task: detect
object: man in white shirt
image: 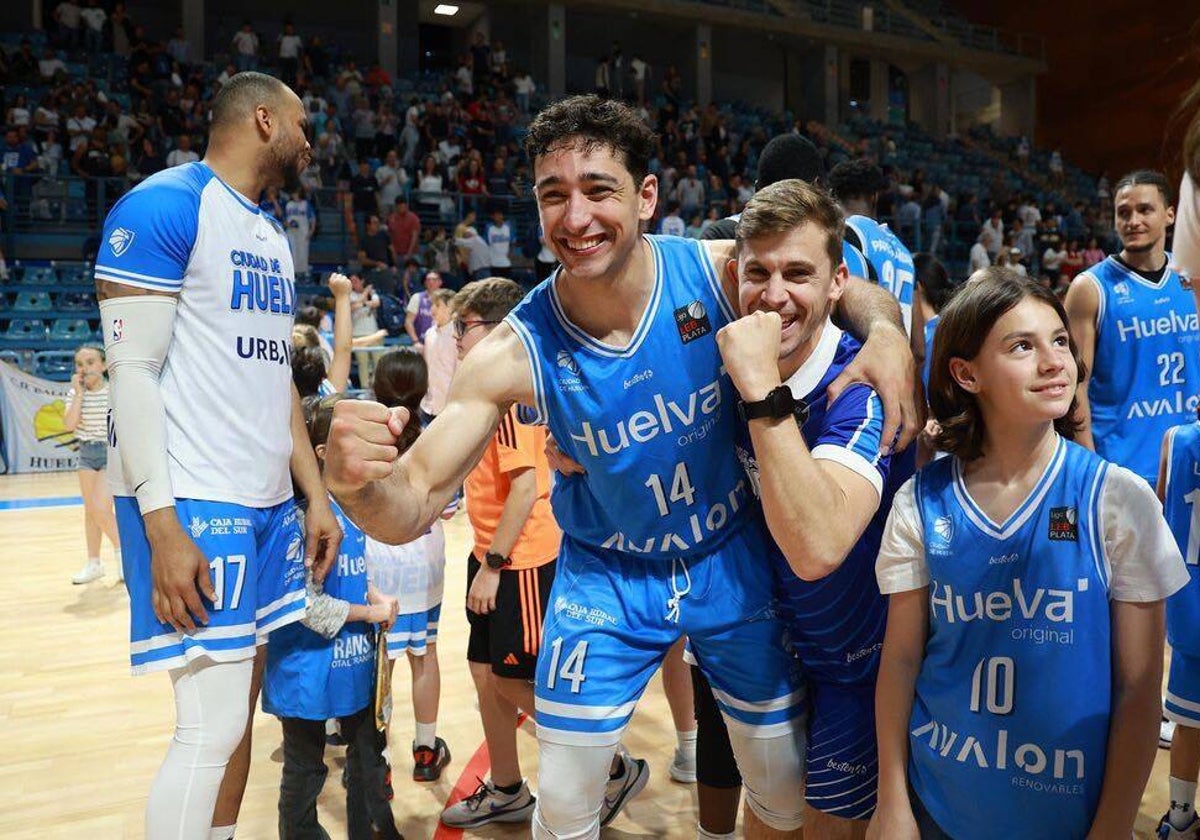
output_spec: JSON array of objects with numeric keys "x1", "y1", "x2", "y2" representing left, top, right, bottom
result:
[
  {"x1": 166, "y1": 135, "x2": 199, "y2": 168},
  {"x1": 67, "y1": 104, "x2": 97, "y2": 152},
  {"x1": 39, "y1": 48, "x2": 67, "y2": 82},
  {"x1": 658, "y1": 202, "x2": 686, "y2": 237},
  {"x1": 80, "y1": 0, "x2": 106, "y2": 53},
  {"x1": 514, "y1": 72, "x2": 536, "y2": 115},
  {"x1": 674, "y1": 165, "x2": 705, "y2": 220},
  {"x1": 277, "y1": 23, "x2": 303, "y2": 84},
  {"x1": 1017, "y1": 194, "x2": 1042, "y2": 229},
  {"x1": 54, "y1": 1, "x2": 83, "y2": 49},
  {"x1": 419, "y1": 289, "x2": 458, "y2": 424},
  {"x1": 455, "y1": 225, "x2": 492, "y2": 282},
  {"x1": 980, "y1": 209, "x2": 1004, "y2": 259},
  {"x1": 375, "y1": 150, "x2": 405, "y2": 210},
  {"x1": 232, "y1": 22, "x2": 259, "y2": 72},
  {"x1": 968, "y1": 232, "x2": 991, "y2": 275},
  {"x1": 485, "y1": 208, "x2": 513, "y2": 278},
  {"x1": 630, "y1": 54, "x2": 649, "y2": 104}
]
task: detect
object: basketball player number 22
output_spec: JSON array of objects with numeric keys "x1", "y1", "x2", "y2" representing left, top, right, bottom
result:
[
  {"x1": 645, "y1": 462, "x2": 696, "y2": 516},
  {"x1": 208, "y1": 554, "x2": 247, "y2": 611}
]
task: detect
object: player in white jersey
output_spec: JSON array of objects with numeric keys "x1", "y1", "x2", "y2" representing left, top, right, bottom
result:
[{"x1": 97, "y1": 72, "x2": 341, "y2": 839}]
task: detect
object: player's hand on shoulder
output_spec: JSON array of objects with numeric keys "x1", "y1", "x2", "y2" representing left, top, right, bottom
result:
[
  {"x1": 324, "y1": 399, "x2": 409, "y2": 496},
  {"x1": 716, "y1": 310, "x2": 783, "y2": 401},
  {"x1": 145, "y1": 511, "x2": 216, "y2": 634},
  {"x1": 327, "y1": 272, "x2": 352, "y2": 299}
]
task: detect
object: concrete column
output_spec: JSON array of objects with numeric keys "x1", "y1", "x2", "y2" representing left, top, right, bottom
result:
[
  {"x1": 869, "y1": 58, "x2": 888, "y2": 122},
  {"x1": 999, "y1": 76, "x2": 1036, "y2": 139},
  {"x1": 547, "y1": 4, "x2": 566, "y2": 100},
  {"x1": 396, "y1": 0, "x2": 419, "y2": 75},
  {"x1": 933, "y1": 62, "x2": 950, "y2": 138},
  {"x1": 696, "y1": 24, "x2": 712, "y2": 107},
  {"x1": 32, "y1": 0, "x2": 42, "y2": 29},
  {"x1": 378, "y1": 0, "x2": 397, "y2": 79},
  {"x1": 182, "y1": 0, "x2": 204, "y2": 64},
  {"x1": 835, "y1": 46, "x2": 850, "y2": 124}
]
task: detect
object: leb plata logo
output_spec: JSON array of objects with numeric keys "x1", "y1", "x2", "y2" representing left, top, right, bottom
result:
[
  {"x1": 1048, "y1": 506, "x2": 1078, "y2": 541},
  {"x1": 675, "y1": 300, "x2": 711, "y2": 344}
]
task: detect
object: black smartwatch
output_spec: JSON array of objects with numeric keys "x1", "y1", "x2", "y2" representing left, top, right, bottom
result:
[
  {"x1": 737, "y1": 385, "x2": 809, "y2": 424},
  {"x1": 484, "y1": 551, "x2": 513, "y2": 571}
]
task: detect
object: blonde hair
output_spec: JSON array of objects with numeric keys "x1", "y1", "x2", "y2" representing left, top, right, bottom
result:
[{"x1": 735, "y1": 178, "x2": 844, "y2": 269}]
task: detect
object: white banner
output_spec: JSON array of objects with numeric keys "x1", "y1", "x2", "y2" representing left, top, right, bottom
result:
[{"x1": 0, "y1": 361, "x2": 79, "y2": 473}]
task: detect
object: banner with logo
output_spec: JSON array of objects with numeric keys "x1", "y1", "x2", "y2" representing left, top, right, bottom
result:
[{"x1": 0, "y1": 361, "x2": 79, "y2": 473}]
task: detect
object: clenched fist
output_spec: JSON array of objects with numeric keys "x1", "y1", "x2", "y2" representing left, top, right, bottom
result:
[
  {"x1": 716, "y1": 310, "x2": 784, "y2": 402},
  {"x1": 323, "y1": 399, "x2": 411, "y2": 498},
  {"x1": 327, "y1": 272, "x2": 352, "y2": 299}
]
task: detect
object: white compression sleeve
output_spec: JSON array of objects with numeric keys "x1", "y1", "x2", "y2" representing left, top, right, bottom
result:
[{"x1": 100, "y1": 295, "x2": 178, "y2": 514}]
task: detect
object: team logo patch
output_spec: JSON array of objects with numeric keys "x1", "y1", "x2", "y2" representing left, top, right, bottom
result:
[
  {"x1": 108, "y1": 227, "x2": 135, "y2": 257},
  {"x1": 1048, "y1": 506, "x2": 1078, "y2": 541},
  {"x1": 556, "y1": 349, "x2": 580, "y2": 376},
  {"x1": 675, "y1": 300, "x2": 711, "y2": 344}
]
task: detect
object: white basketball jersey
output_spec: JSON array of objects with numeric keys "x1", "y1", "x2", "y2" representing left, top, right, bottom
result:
[
  {"x1": 96, "y1": 162, "x2": 296, "y2": 506},
  {"x1": 364, "y1": 524, "x2": 447, "y2": 615}
]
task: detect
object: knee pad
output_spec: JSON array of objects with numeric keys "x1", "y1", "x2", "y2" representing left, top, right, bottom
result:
[
  {"x1": 727, "y1": 724, "x2": 806, "y2": 832},
  {"x1": 531, "y1": 740, "x2": 614, "y2": 840},
  {"x1": 170, "y1": 658, "x2": 253, "y2": 763}
]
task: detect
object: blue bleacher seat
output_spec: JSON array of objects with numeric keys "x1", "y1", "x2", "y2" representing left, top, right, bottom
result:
[
  {"x1": 56, "y1": 291, "x2": 97, "y2": 312},
  {"x1": 4, "y1": 319, "x2": 49, "y2": 343},
  {"x1": 33, "y1": 350, "x2": 75, "y2": 380},
  {"x1": 49, "y1": 318, "x2": 94, "y2": 342},
  {"x1": 0, "y1": 349, "x2": 25, "y2": 370},
  {"x1": 57, "y1": 264, "x2": 92, "y2": 285},
  {"x1": 13, "y1": 291, "x2": 52, "y2": 312},
  {"x1": 21, "y1": 267, "x2": 57, "y2": 286}
]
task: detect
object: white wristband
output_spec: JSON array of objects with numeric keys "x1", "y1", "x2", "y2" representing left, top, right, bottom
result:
[{"x1": 100, "y1": 294, "x2": 179, "y2": 514}]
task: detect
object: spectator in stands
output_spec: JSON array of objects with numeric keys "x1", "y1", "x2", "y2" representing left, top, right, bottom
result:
[
  {"x1": 259, "y1": 185, "x2": 284, "y2": 223},
  {"x1": 1041, "y1": 234, "x2": 1066, "y2": 280},
  {"x1": 80, "y1": 0, "x2": 105, "y2": 53},
  {"x1": 304, "y1": 34, "x2": 330, "y2": 81},
  {"x1": 416, "y1": 155, "x2": 449, "y2": 219},
  {"x1": 458, "y1": 157, "x2": 487, "y2": 213},
  {"x1": 1037, "y1": 216, "x2": 1064, "y2": 266},
  {"x1": 166, "y1": 135, "x2": 198, "y2": 168},
  {"x1": 72, "y1": 128, "x2": 113, "y2": 178},
  {"x1": 424, "y1": 228, "x2": 453, "y2": 276},
  {"x1": 514, "y1": 68, "x2": 535, "y2": 116},
  {"x1": 33, "y1": 95, "x2": 62, "y2": 142},
  {"x1": 1017, "y1": 193, "x2": 1041, "y2": 229},
  {"x1": 350, "y1": 158, "x2": 380, "y2": 238},
  {"x1": 350, "y1": 97, "x2": 376, "y2": 159},
  {"x1": 54, "y1": 0, "x2": 83, "y2": 49},
  {"x1": 38, "y1": 47, "x2": 67, "y2": 83},
  {"x1": 1060, "y1": 239, "x2": 1085, "y2": 280},
  {"x1": 455, "y1": 215, "x2": 491, "y2": 282},
  {"x1": 1049, "y1": 149, "x2": 1065, "y2": 184},
  {"x1": 358, "y1": 214, "x2": 395, "y2": 273},
  {"x1": 350, "y1": 274, "x2": 382, "y2": 387},
  {"x1": 375, "y1": 150, "x2": 406, "y2": 210},
  {"x1": 278, "y1": 22, "x2": 303, "y2": 85},
  {"x1": 125, "y1": 134, "x2": 159, "y2": 181},
  {"x1": 284, "y1": 186, "x2": 317, "y2": 276},
  {"x1": 630, "y1": 53, "x2": 649, "y2": 104},
  {"x1": 969, "y1": 231, "x2": 991, "y2": 274},
  {"x1": 2, "y1": 128, "x2": 39, "y2": 176},
  {"x1": 166, "y1": 25, "x2": 190, "y2": 67},
  {"x1": 485, "y1": 209, "x2": 513, "y2": 279},
  {"x1": 1016, "y1": 134, "x2": 1030, "y2": 167},
  {"x1": 675, "y1": 164, "x2": 705, "y2": 220},
  {"x1": 469, "y1": 31, "x2": 491, "y2": 85},
  {"x1": 387, "y1": 197, "x2": 422, "y2": 263},
  {"x1": 6, "y1": 93, "x2": 31, "y2": 129},
  {"x1": 981, "y1": 207, "x2": 1005, "y2": 259},
  {"x1": 232, "y1": 20, "x2": 259, "y2": 72},
  {"x1": 1065, "y1": 200, "x2": 1086, "y2": 241},
  {"x1": 35, "y1": 129, "x2": 63, "y2": 174},
  {"x1": 455, "y1": 56, "x2": 473, "y2": 98},
  {"x1": 405, "y1": 270, "x2": 444, "y2": 347},
  {"x1": 375, "y1": 101, "x2": 398, "y2": 158},
  {"x1": 659, "y1": 201, "x2": 686, "y2": 237},
  {"x1": 103, "y1": 2, "x2": 133, "y2": 58},
  {"x1": 896, "y1": 189, "x2": 922, "y2": 250},
  {"x1": 66, "y1": 102, "x2": 96, "y2": 153},
  {"x1": 1083, "y1": 236, "x2": 1105, "y2": 268},
  {"x1": 922, "y1": 186, "x2": 946, "y2": 256},
  {"x1": 9, "y1": 41, "x2": 38, "y2": 84}
]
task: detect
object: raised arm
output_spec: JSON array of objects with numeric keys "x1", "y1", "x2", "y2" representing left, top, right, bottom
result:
[
  {"x1": 326, "y1": 273, "x2": 353, "y2": 392},
  {"x1": 324, "y1": 322, "x2": 532, "y2": 543},
  {"x1": 1063, "y1": 275, "x2": 1099, "y2": 450}
]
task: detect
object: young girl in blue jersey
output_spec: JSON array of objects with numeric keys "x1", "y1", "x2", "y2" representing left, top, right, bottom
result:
[
  {"x1": 368, "y1": 349, "x2": 454, "y2": 782},
  {"x1": 63, "y1": 344, "x2": 122, "y2": 584},
  {"x1": 871, "y1": 268, "x2": 1187, "y2": 840},
  {"x1": 264, "y1": 393, "x2": 402, "y2": 840}
]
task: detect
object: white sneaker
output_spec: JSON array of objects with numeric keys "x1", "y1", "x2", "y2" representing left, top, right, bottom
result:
[
  {"x1": 601, "y1": 747, "x2": 650, "y2": 827},
  {"x1": 669, "y1": 746, "x2": 697, "y2": 783},
  {"x1": 1163, "y1": 717, "x2": 1177, "y2": 749},
  {"x1": 72, "y1": 559, "x2": 105, "y2": 584},
  {"x1": 1158, "y1": 812, "x2": 1200, "y2": 839},
  {"x1": 440, "y1": 778, "x2": 535, "y2": 828}
]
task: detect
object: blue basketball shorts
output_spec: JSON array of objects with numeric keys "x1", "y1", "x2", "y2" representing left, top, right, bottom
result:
[
  {"x1": 116, "y1": 496, "x2": 307, "y2": 675},
  {"x1": 386, "y1": 604, "x2": 441, "y2": 658},
  {"x1": 804, "y1": 681, "x2": 878, "y2": 819},
  {"x1": 1166, "y1": 648, "x2": 1200, "y2": 729},
  {"x1": 534, "y1": 523, "x2": 805, "y2": 747}
]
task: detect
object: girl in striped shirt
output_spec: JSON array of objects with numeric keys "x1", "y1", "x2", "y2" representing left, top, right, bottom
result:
[{"x1": 64, "y1": 344, "x2": 121, "y2": 584}]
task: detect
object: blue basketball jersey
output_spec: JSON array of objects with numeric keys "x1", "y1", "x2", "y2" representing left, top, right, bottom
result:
[
  {"x1": 736, "y1": 325, "x2": 910, "y2": 685},
  {"x1": 921, "y1": 313, "x2": 940, "y2": 397},
  {"x1": 1163, "y1": 422, "x2": 1200, "y2": 656},
  {"x1": 506, "y1": 235, "x2": 751, "y2": 559},
  {"x1": 263, "y1": 500, "x2": 376, "y2": 720},
  {"x1": 910, "y1": 437, "x2": 1112, "y2": 838},
  {"x1": 842, "y1": 215, "x2": 915, "y2": 336},
  {"x1": 1084, "y1": 255, "x2": 1200, "y2": 484}
]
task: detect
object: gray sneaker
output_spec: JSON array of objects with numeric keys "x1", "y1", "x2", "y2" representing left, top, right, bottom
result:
[
  {"x1": 600, "y1": 747, "x2": 650, "y2": 827},
  {"x1": 440, "y1": 778, "x2": 535, "y2": 828}
]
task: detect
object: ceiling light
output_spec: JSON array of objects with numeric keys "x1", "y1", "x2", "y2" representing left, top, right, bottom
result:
[{"x1": 434, "y1": 4, "x2": 459, "y2": 14}]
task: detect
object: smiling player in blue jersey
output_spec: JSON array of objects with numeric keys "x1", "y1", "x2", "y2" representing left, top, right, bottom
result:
[
  {"x1": 873, "y1": 268, "x2": 1187, "y2": 839},
  {"x1": 715, "y1": 179, "x2": 914, "y2": 838},
  {"x1": 1065, "y1": 169, "x2": 1200, "y2": 487},
  {"x1": 324, "y1": 95, "x2": 916, "y2": 839}
]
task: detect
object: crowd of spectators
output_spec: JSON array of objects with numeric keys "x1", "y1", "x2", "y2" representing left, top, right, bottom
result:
[{"x1": 0, "y1": 5, "x2": 1125, "y2": 300}]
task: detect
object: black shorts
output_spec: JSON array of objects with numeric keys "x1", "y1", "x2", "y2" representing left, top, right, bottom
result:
[{"x1": 465, "y1": 554, "x2": 556, "y2": 680}]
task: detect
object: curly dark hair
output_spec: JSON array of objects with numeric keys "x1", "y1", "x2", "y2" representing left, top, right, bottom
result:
[
  {"x1": 291, "y1": 345, "x2": 326, "y2": 398},
  {"x1": 525, "y1": 94, "x2": 656, "y2": 184},
  {"x1": 371, "y1": 349, "x2": 428, "y2": 454},
  {"x1": 828, "y1": 158, "x2": 888, "y2": 203},
  {"x1": 929, "y1": 267, "x2": 1084, "y2": 461}
]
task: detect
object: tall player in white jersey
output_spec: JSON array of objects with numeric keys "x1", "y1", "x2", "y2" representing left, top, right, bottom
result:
[
  {"x1": 324, "y1": 96, "x2": 916, "y2": 839},
  {"x1": 1064, "y1": 169, "x2": 1200, "y2": 487},
  {"x1": 97, "y1": 72, "x2": 341, "y2": 839}
]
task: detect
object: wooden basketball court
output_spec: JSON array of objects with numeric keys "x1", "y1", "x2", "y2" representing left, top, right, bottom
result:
[{"x1": 0, "y1": 471, "x2": 1175, "y2": 838}]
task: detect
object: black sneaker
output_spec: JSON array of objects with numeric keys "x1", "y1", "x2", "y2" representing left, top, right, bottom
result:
[{"x1": 413, "y1": 736, "x2": 451, "y2": 782}]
